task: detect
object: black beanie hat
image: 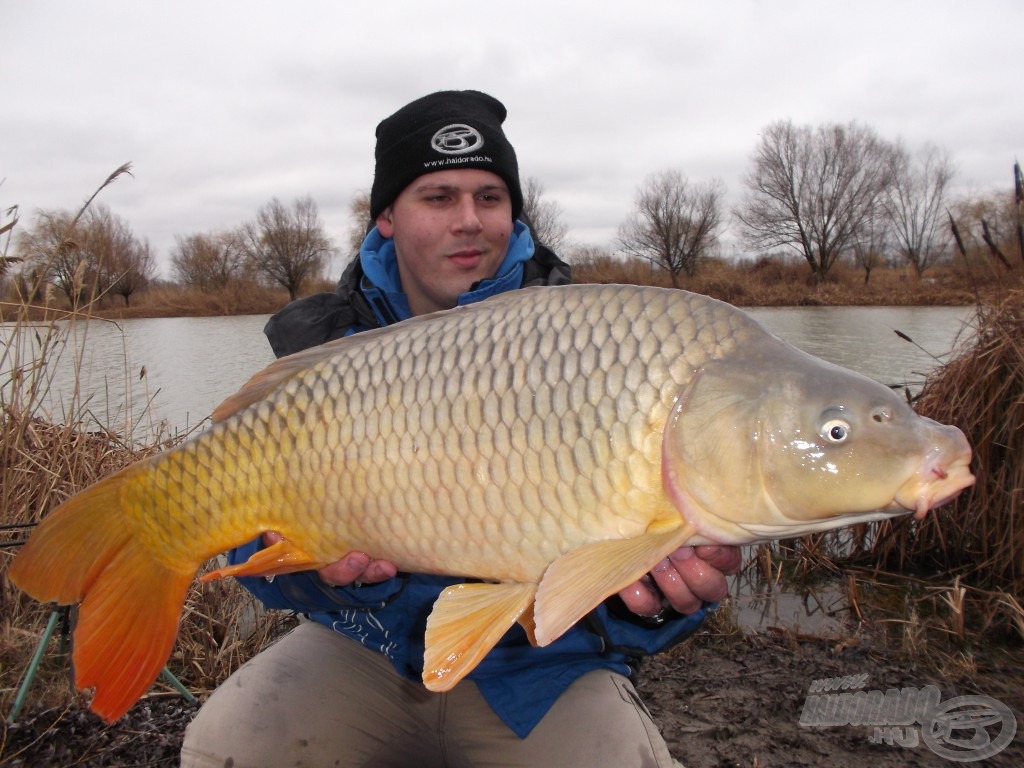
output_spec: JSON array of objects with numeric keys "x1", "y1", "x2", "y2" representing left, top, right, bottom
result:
[{"x1": 369, "y1": 90, "x2": 523, "y2": 221}]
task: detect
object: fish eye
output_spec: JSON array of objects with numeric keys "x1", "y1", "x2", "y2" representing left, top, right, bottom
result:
[{"x1": 822, "y1": 419, "x2": 850, "y2": 443}]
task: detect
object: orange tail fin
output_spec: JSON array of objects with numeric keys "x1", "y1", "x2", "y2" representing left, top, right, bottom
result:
[{"x1": 9, "y1": 470, "x2": 195, "y2": 723}]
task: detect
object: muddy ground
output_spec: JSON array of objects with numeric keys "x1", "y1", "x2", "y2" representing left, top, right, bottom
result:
[
  {"x1": 1, "y1": 629, "x2": 1021, "y2": 767},
  {"x1": 638, "y1": 629, "x2": 1022, "y2": 768}
]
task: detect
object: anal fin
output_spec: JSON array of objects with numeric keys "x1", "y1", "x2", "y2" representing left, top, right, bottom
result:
[
  {"x1": 200, "y1": 538, "x2": 327, "y2": 581},
  {"x1": 423, "y1": 581, "x2": 536, "y2": 692}
]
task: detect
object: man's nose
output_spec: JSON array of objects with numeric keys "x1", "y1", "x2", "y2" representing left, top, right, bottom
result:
[{"x1": 451, "y1": 195, "x2": 484, "y2": 233}]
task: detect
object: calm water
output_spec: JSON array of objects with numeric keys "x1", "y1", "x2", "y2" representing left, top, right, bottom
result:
[
  {"x1": 2, "y1": 305, "x2": 973, "y2": 438},
  {"x1": 747, "y1": 305, "x2": 975, "y2": 390},
  {"x1": 1, "y1": 315, "x2": 274, "y2": 439}
]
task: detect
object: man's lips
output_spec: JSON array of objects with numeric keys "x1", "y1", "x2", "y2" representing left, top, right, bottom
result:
[{"x1": 447, "y1": 249, "x2": 484, "y2": 267}]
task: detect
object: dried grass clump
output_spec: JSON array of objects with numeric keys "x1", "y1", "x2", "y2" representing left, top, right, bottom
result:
[
  {"x1": 173, "y1": 570, "x2": 297, "y2": 698},
  {"x1": 0, "y1": 312, "x2": 294, "y2": 717},
  {"x1": 904, "y1": 294, "x2": 1022, "y2": 579},
  {"x1": 748, "y1": 291, "x2": 1023, "y2": 646},
  {"x1": 568, "y1": 252, "x2": 989, "y2": 307},
  {"x1": 571, "y1": 253, "x2": 673, "y2": 287},
  {"x1": 99, "y1": 280, "x2": 291, "y2": 319},
  {"x1": 860, "y1": 291, "x2": 1024, "y2": 638},
  {"x1": 1, "y1": 324, "x2": 150, "y2": 712},
  {"x1": 1, "y1": 167, "x2": 293, "y2": 719}
]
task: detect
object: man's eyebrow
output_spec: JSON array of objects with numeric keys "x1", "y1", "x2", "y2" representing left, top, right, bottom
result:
[{"x1": 412, "y1": 182, "x2": 508, "y2": 194}]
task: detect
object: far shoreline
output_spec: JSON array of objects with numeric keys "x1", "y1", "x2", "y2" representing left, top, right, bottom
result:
[{"x1": 5, "y1": 265, "x2": 1008, "y2": 324}]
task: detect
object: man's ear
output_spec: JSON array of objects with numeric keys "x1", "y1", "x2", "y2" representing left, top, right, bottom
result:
[{"x1": 376, "y1": 208, "x2": 394, "y2": 238}]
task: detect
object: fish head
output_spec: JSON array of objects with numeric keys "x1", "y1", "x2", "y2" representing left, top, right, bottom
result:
[{"x1": 662, "y1": 341, "x2": 975, "y2": 544}]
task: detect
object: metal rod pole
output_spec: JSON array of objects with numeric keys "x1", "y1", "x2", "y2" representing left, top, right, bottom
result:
[
  {"x1": 159, "y1": 667, "x2": 198, "y2": 704},
  {"x1": 7, "y1": 609, "x2": 61, "y2": 723}
]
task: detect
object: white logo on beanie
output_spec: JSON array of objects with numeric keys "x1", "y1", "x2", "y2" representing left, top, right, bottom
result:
[{"x1": 431, "y1": 124, "x2": 484, "y2": 155}]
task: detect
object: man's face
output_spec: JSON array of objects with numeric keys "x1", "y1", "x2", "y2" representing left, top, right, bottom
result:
[{"x1": 376, "y1": 168, "x2": 513, "y2": 316}]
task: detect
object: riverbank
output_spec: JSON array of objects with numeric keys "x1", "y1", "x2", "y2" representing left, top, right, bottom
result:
[
  {"x1": 1, "y1": 269, "x2": 1020, "y2": 766},
  {"x1": 5, "y1": 259, "x2": 1015, "y2": 324}
]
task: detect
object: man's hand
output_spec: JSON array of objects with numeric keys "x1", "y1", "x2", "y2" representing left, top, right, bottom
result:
[
  {"x1": 260, "y1": 533, "x2": 739, "y2": 606},
  {"x1": 261, "y1": 532, "x2": 398, "y2": 587},
  {"x1": 617, "y1": 545, "x2": 743, "y2": 618}
]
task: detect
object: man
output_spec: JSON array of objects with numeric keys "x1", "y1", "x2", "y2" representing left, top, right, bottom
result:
[{"x1": 181, "y1": 90, "x2": 742, "y2": 768}]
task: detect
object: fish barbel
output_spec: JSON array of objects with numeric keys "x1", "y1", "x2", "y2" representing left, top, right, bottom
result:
[{"x1": 10, "y1": 284, "x2": 974, "y2": 722}]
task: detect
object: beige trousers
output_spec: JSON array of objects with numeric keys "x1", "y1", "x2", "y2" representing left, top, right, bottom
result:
[{"x1": 180, "y1": 621, "x2": 681, "y2": 768}]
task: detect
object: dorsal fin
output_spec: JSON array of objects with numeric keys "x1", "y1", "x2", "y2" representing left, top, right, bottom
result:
[
  {"x1": 211, "y1": 299, "x2": 493, "y2": 423},
  {"x1": 211, "y1": 337, "x2": 350, "y2": 422}
]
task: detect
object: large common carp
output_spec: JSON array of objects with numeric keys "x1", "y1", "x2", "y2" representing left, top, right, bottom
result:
[{"x1": 10, "y1": 285, "x2": 973, "y2": 722}]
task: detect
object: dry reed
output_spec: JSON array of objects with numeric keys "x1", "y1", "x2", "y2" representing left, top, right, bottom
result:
[
  {"x1": 867, "y1": 291, "x2": 1024, "y2": 638},
  {"x1": 0, "y1": 169, "x2": 291, "y2": 718},
  {"x1": 906, "y1": 292, "x2": 1023, "y2": 591},
  {"x1": 570, "y1": 251, "x2": 1002, "y2": 307},
  {"x1": 762, "y1": 290, "x2": 1024, "y2": 645}
]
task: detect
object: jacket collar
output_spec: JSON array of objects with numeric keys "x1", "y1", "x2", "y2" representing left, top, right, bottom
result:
[{"x1": 358, "y1": 221, "x2": 535, "y2": 326}]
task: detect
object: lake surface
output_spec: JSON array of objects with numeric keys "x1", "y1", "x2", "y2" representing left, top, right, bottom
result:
[{"x1": 2, "y1": 304, "x2": 974, "y2": 438}]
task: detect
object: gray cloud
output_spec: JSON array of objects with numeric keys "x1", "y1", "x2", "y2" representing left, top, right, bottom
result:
[{"x1": 3, "y1": 1, "x2": 1021, "y2": 277}]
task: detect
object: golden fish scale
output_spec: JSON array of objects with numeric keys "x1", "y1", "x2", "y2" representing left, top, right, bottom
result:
[{"x1": 123, "y1": 286, "x2": 756, "y2": 580}]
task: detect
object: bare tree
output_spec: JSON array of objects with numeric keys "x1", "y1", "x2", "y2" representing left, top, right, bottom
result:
[
  {"x1": 521, "y1": 177, "x2": 569, "y2": 252},
  {"x1": 16, "y1": 203, "x2": 148, "y2": 307},
  {"x1": 0, "y1": 202, "x2": 20, "y2": 299},
  {"x1": 106, "y1": 237, "x2": 156, "y2": 307},
  {"x1": 947, "y1": 189, "x2": 1020, "y2": 271},
  {"x1": 849, "y1": 207, "x2": 890, "y2": 286},
  {"x1": 1, "y1": 203, "x2": 20, "y2": 272},
  {"x1": 12, "y1": 164, "x2": 136, "y2": 305},
  {"x1": 344, "y1": 191, "x2": 372, "y2": 258},
  {"x1": 172, "y1": 232, "x2": 247, "y2": 290},
  {"x1": 735, "y1": 120, "x2": 895, "y2": 281},
  {"x1": 86, "y1": 205, "x2": 154, "y2": 306},
  {"x1": 882, "y1": 143, "x2": 955, "y2": 276},
  {"x1": 1016, "y1": 161, "x2": 1024, "y2": 267},
  {"x1": 567, "y1": 243, "x2": 614, "y2": 265},
  {"x1": 237, "y1": 196, "x2": 335, "y2": 300},
  {"x1": 617, "y1": 170, "x2": 724, "y2": 286},
  {"x1": 17, "y1": 209, "x2": 82, "y2": 303}
]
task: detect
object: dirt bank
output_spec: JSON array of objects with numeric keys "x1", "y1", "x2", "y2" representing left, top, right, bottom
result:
[
  {"x1": 2, "y1": 628, "x2": 1020, "y2": 767},
  {"x1": 639, "y1": 629, "x2": 1022, "y2": 768}
]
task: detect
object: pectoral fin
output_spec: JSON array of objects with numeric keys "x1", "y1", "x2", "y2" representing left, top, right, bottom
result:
[
  {"x1": 201, "y1": 538, "x2": 328, "y2": 581},
  {"x1": 533, "y1": 520, "x2": 696, "y2": 646},
  {"x1": 423, "y1": 581, "x2": 536, "y2": 692}
]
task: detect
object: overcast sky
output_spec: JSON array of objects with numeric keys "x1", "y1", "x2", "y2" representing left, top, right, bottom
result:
[{"x1": 4, "y1": 1, "x2": 1021, "y2": 278}]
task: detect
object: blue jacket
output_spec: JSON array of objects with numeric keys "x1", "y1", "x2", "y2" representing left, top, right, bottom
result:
[{"x1": 234, "y1": 223, "x2": 710, "y2": 737}]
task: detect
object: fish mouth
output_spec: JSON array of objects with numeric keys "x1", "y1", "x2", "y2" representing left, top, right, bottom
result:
[{"x1": 894, "y1": 450, "x2": 975, "y2": 521}]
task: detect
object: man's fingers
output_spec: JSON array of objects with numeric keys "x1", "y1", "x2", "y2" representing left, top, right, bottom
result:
[
  {"x1": 666, "y1": 547, "x2": 729, "y2": 605},
  {"x1": 652, "y1": 555, "x2": 702, "y2": 614},
  {"x1": 361, "y1": 559, "x2": 398, "y2": 584},
  {"x1": 617, "y1": 577, "x2": 664, "y2": 617},
  {"x1": 318, "y1": 552, "x2": 372, "y2": 587},
  {"x1": 693, "y1": 544, "x2": 743, "y2": 575}
]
